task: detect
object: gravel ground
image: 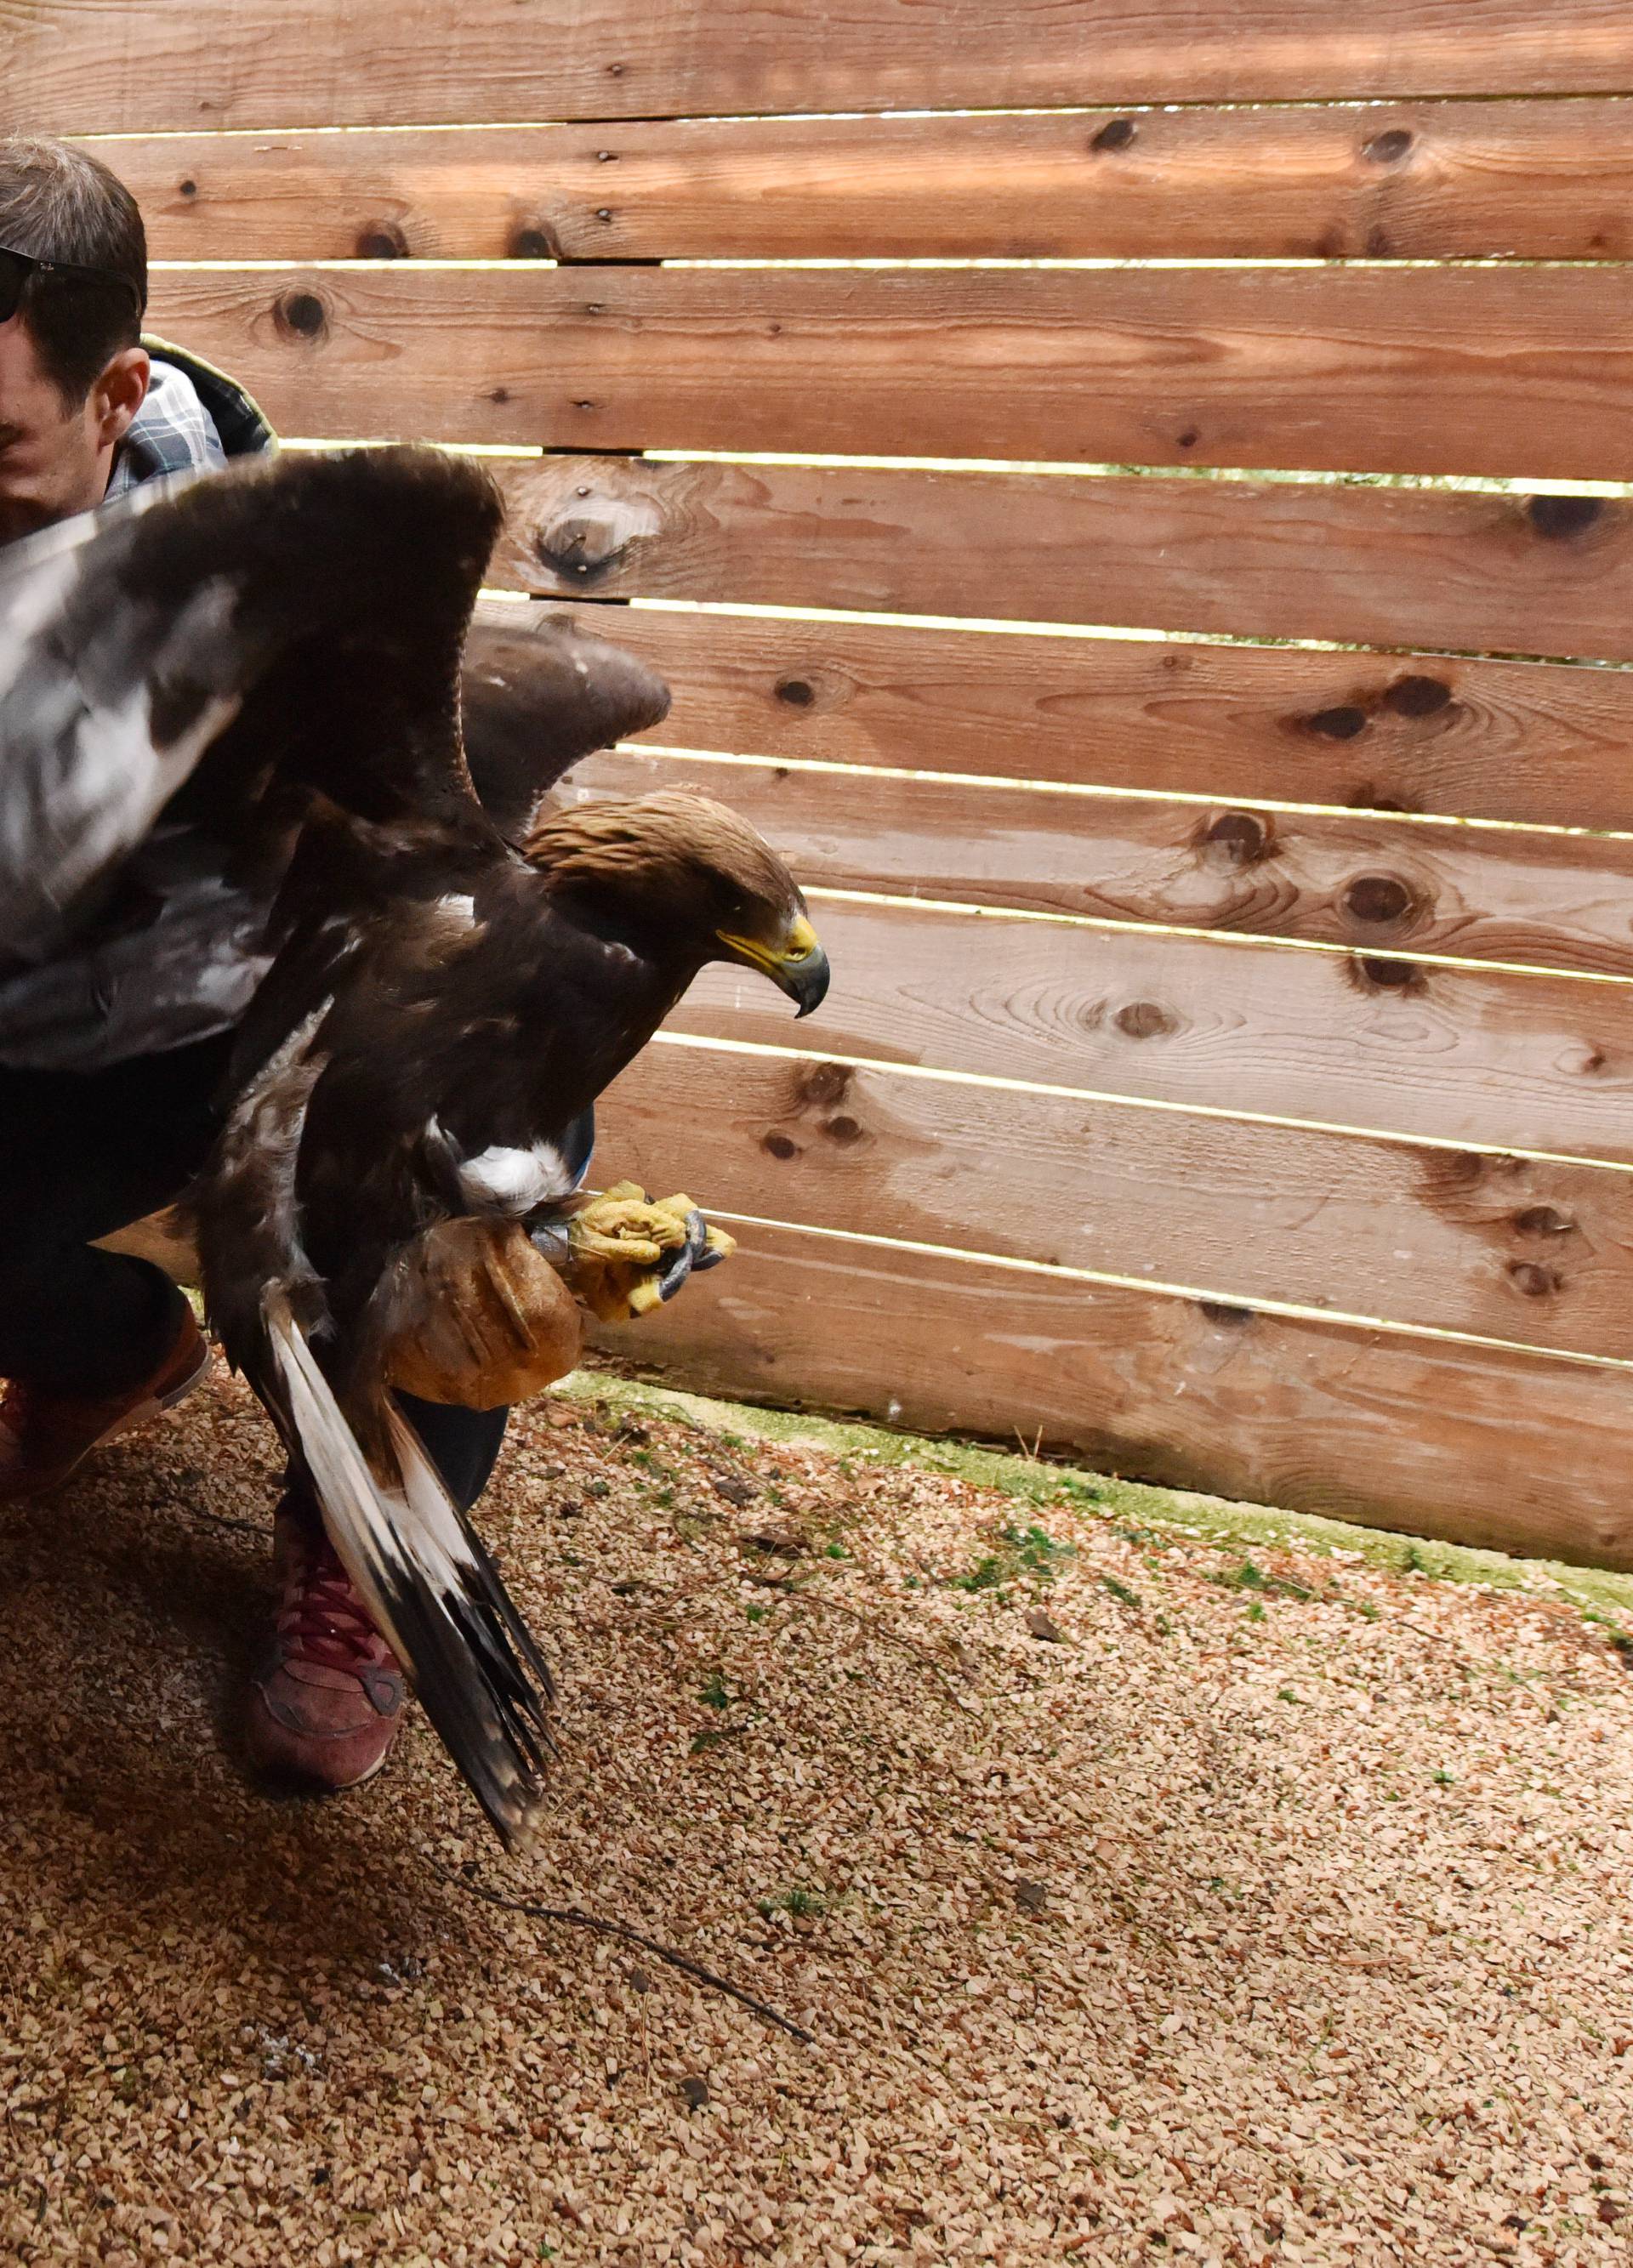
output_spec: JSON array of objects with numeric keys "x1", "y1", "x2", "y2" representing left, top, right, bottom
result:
[{"x1": 3, "y1": 1367, "x2": 1633, "y2": 2268}]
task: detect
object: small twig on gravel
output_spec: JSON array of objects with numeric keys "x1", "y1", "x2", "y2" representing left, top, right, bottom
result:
[
  {"x1": 169, "y1": 1503, "x2": 267, "y2": 1540},
  {"x1": 750, "y1": 1573, "x2": 978, "y2": 1708},
  {"x1": 432, "y1": 1864, "x2": 815, "y2": 2045},
  {"x1": 1394, "y1": 1617, "x2": 1464, "y2": 1653}
]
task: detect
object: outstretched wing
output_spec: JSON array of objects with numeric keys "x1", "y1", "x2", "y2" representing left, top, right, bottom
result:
[
  {"x1": 461, "y1": 600, "x2": 671, "y2": 843},
  {"x1": 0, "y1": 444, "x2": 503, "y2": 964}
]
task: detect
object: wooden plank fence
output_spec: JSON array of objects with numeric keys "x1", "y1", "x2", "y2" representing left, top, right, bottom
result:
[
  {"x1": 92, "y1": 105, "x2": 1633, "y2": 264},
  {"x1": 486, "y1": 457, "x2": 1633, "y2": 665},
  {"x1": 16, "y1": 0, "x2": 1633, "y2": 1564},
  {"x1": 6, "y1": 4, "x2": 1632, "y2": 133},
  {"x1": 571, "y1": 744, "x2": 1633, "y2": 984},
  {"x1": 525, "y1": 602, "x2": 1633, "y2": 827},
  {"x1": 144, "y1": 262, "x2": 1633, "y2": 480}
]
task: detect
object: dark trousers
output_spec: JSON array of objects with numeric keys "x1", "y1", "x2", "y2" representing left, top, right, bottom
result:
[{"x1": 0, "y1": 1036, "x2": 507, "y2": 1513}]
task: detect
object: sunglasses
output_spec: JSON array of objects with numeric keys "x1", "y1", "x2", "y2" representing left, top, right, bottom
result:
[{"x1": 0, "y1": 243, "x2": 144, "y2": 327}]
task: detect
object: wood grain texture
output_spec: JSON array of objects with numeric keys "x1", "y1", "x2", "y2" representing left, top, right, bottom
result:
[
  {"x1": 104, "y1": 100, "x2": 1633, "y2": 262},
  {"x1": 595, "y1": 1039, "x2": 1633, "y2": 1361},
  {"x1": 566, "y1": 743, "x2": 1633, "y2": 982},
  {"x1": 501, "y1": 460, "x2": 1633, "y2": 662},
  {"x1": 620, "y1": 894, "x2": 1633, "y2": 1164},
  {"x1": 12, "y1": 4, "x2": 1633, "y2": 134},
  {"x1": 542, "y1": 602, "x2": 1633, "y2": 829},
  {"x1": 590, "y1": 1221, "x2": 1633, "y2": 1571},
  {"x1": 145, "y1": 263, "x2": 1633, "y2": 481}
]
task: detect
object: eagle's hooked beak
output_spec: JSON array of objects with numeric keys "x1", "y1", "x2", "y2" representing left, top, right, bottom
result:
[{"x1": 716, "y1": 912, "x2": 831, "y2": 1018}]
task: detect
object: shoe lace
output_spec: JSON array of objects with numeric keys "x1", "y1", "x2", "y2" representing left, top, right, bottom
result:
[{"x1": 282, "y1": 1538, "x2": 385, "y2": 1674}]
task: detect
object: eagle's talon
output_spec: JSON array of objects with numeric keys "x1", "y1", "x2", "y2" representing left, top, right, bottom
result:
[{"x1": 655, "y1": 1239, "x2": 697, "y2": 1304}]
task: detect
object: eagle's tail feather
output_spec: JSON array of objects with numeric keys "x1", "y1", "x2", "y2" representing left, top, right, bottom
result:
[{"x1": 264, "y1": 1291, "x2": 553, "y2": 1850}]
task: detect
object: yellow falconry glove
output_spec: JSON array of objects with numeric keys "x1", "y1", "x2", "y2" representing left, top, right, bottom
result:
[{"x1": 567, "y1": 1181, "x2": 737, "y2": 1322}]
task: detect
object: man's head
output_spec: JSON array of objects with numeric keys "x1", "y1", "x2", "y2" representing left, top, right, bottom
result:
[{"x1": 0, "y1": 137, "x2": 149, "y2": 544}]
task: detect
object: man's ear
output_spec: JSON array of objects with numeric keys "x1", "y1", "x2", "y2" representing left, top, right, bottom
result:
[{"x1": 91, "y1": 345, "x2": 151, "y2": 451}]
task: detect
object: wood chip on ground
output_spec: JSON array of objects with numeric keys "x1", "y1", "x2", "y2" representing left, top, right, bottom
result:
[{"x1": 2, "y1": 1367, "x2": 1631, "y2": 2266}]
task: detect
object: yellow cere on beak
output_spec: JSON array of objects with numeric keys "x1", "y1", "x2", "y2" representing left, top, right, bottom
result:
[{"x1": 716, "y1": 913, "x2": 831, "y2": 1018}]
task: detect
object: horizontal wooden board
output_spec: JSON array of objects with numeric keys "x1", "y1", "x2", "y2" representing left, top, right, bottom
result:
[
  {"x1": 501, "y1": 460, "x2": 1633, "y2": 663},
  {"x1": 566, "y1": 744, "x2": 1633, "y2": 982},
  {"x1": 595, "y1": 1038, "x2": 1633, "y2": 1361},
  {"x1": 104, "y1": 100, "x2": 1633, "y2": 262},
  {"x1": 13, "y1": 4, "x2": 1633, "y2": 134},
  {"x1": 613, "y1": 894, "x2": 1633, "y2": 1163},
  {"x1": 541, "y1": 601, "x2": 1633, "y2": 830},
  {"x1": 145, "y1": 263, "x2": 1633, "y2": 480},
  {"x1": 590, "y1": 1220, "x2": 1633, "y2": 1570}
]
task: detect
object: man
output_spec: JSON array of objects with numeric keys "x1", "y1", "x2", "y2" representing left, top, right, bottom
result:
[{"x1": 0, "y1": 138, "x2": 540, "y2": 1794}]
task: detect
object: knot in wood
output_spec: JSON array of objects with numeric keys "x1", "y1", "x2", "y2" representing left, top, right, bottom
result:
[
  {"x1": 1363, "y1": 128, "x2": 1414, "y2": 164},
  {"x1": 1507, "y1": 1259, "x2": 1560, "y2": 1299},
  {"x1": 1198, "y1": 809, "x2": 1270, "y2": 867},
  {"x1": 356, "y1": 221, "x2": 408, "y2": 259},
  {"x1": 1384, "y1": 674, "x2": 1453, "y2": 719},
  {"x1": 1527, "y1": 494, "x2": 1603, "y2": 541},
  {"x1": 1425, "y1": 1148, "x2": 1488, "y2": 1195},
  {"x1": 275, "y1": 288, "x2": 329, "y2": 341},
  {"x1": 799, "y1": 1061, "x2": 851, "y2": 1108},
  {"x1": 1515, "y1": 1204, "x2": 1574, "y2": 1238},
  {"x1": 1307, "y1": 705, "x2": 1368, "y2": 742},
  {"x1": 1343, "y1": 873, "x2": 1414, "y2": 925},
  {"x1": 534, "y1": 515, "x2": 625, "y2": 583},
  {"x1": 1354, "y1": 955, "x2": 1422, "y2": 993},
  {"x1": 1114, "y1": 1000, "x2": 1177, "y2": 1041},
  {"x1": 1198, "y1": 1300, "x2": 1254, "y2": 1327}
]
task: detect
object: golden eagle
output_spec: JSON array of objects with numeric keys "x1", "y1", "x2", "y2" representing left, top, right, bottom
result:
[{"x1": 0, "y1": 446, "x2": 828, "y2": 1846}]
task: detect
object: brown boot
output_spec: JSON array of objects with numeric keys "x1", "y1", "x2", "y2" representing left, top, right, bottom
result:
[
  {"x1": 0, "y1": 1310, "x2": 211, "y2": 1502},
  {"x1": 246, "y1": 1509, "x2": 406, "y2": 1792}
]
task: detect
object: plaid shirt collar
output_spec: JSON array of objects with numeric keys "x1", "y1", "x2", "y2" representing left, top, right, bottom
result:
[{"x1": 107, "y1": 338, "x2": 275, "y2": 500}]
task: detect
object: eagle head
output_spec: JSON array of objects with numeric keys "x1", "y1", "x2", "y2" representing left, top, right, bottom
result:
[{"x1": 521, "y1": 789, "x2": 830, "y2": 1016}]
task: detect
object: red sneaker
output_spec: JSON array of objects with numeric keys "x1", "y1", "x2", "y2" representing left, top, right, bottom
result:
[
  {"x1": 0, "y1": 1309, "x2": 211, "y2": 1503},
  {"x1": 246, "y1": 1510, "x2": 406, "y2": 1792}
]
